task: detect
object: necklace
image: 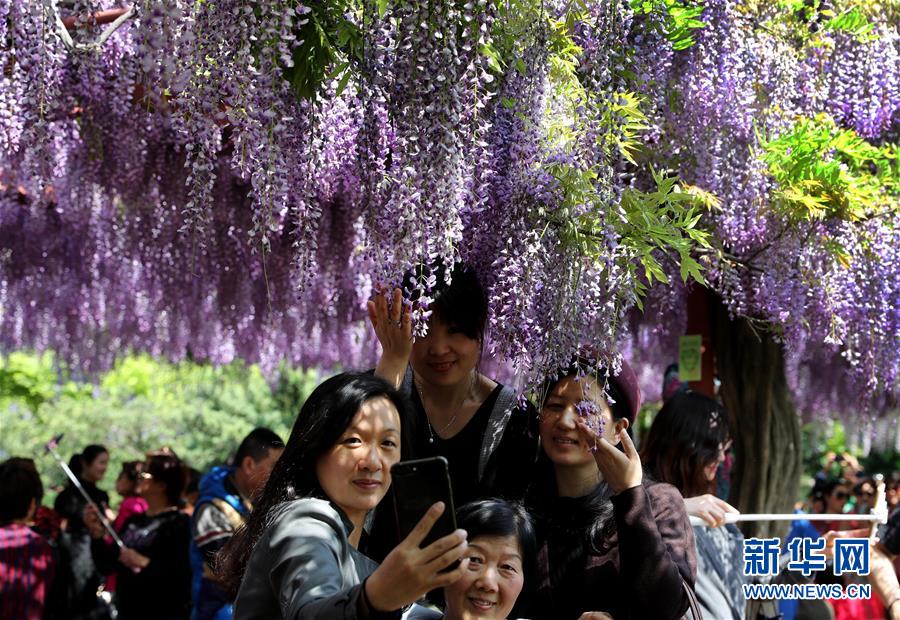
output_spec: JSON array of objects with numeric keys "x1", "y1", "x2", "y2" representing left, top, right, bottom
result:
[{"x1": 415, "y1": 372, "x2": 476, "y2": 444}]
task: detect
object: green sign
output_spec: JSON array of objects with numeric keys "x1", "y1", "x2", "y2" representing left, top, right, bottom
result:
[{"x1": 679, "y1": 335, "x2": 702, "y2": 382}]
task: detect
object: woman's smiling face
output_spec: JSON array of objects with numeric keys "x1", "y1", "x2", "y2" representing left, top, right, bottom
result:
[
  {"x1": 540, "y1": 376, "x2": 619, "y2": 467},
  {"x1": 409, "y1": 314, "x2": 481, "y2": 388},
  {"x1": 314, "y1": 396, "x2": 401, "y2": 524},
  {"x1": 443, "y1": 534, "x2": 525, "y2": 620}
]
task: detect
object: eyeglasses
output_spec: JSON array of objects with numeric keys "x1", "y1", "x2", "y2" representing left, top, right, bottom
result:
[{"x1": 834, "y1": 491, "x2": 849, "y2": 501}]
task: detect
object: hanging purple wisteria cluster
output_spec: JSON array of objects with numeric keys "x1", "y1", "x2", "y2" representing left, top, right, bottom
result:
[{"x1": 0, "y1": 0, "x2": 897, "y2": 416}]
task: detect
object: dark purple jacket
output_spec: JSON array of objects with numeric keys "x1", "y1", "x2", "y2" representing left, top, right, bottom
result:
[{"x1": 527, "y1": 477, "x2": 697, "y2": 620}]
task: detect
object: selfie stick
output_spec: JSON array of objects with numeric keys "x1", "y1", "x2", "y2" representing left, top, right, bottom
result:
[{"x1": 45, "y1": 434, "x2": 125, "y2": 548}]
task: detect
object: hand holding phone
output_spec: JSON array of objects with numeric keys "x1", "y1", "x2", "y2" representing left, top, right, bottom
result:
[
  {"x1": 391, "y1": 457, "x2": 457, "y2": 548},
  {"x1": 363, "y1": 501, "x2": 468, "y2": 613}
]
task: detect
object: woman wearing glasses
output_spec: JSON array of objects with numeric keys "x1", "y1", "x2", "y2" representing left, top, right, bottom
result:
[
  {"x1": 642, "y1": 391, "x2": 744, "y2": 620},
  {"x1": 85, "y1": 450, "x2": 192, "y2": 620}
]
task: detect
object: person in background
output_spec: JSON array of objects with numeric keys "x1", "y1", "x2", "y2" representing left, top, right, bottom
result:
[
  {"x1": 87, "y1": 449, "x2": 192, "y2": 620},
  {"x1": 105, "y1": 461, "x2": 148, "y2": 595},
  {"x1": 404, "y1": 499, "x2": 537, "y2": 620},
  {"x1": 524, "y1": 358, "x2": 696, "y2": 619},
  {"x1": 113, "y1": 461, "x2": 148, "y2": 531},
  {"x1": 813, "y1": 478, "x2": 852, "y2": 535},
  {"x1": 0, "y1": 457, "x2": 56, "y2": 620},
  {"x1": 641, "y1": 391, "x2": 746, "y2": 620},
  {"x1": 887, "y1": 473, "x2": 900, "y2": 516},
  {"x1": 870, "y1": 507, "x2": 900, "y2": 620},
  {"x1": 182, "y1": 468, "x2": 202, "y2": 516},
  {"x1": 852, "y1": 478, "x2": 876, "y2": 515},
  {"x1": 191, "y1": 428, "x2": 285, "y2": 620},
  {"x1": 54, "y1": 444, "x2": 112, "y2": 620}
]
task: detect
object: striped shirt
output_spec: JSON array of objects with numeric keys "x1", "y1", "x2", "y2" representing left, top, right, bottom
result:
[{"x1": 0, "y1": 523, "x2": 55, "y2": 620}]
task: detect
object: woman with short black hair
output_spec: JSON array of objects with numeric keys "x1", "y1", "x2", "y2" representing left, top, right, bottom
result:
[
  {"x1": 406, "y1": 498, "x2": 537, "y2": 620},
  {"x1": 369, "y1": 263, "x2": 538, "y2": 508}
]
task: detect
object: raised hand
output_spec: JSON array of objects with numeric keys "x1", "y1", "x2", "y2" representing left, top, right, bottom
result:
[
  {"x1": 367, "y1": 286, "x2": 412, "y2": 389},
  {"x1": 364, "y1": 502, "x2": 468, "y2": 612},
  {"x1": 683, "y1": 494, "x2": 739, "y2": 527},
  {"x1": 576, "y1": 422, "x2": 642, "y2": 495}
]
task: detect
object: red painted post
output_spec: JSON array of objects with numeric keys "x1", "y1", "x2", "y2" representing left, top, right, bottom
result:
[{"x1": 685, "y1": 285, "x2": 716, "y2": 397}]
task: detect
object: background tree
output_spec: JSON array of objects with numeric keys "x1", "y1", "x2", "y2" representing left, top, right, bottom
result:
[{"x1": 0, "y1": 352, "x2": 318, "y2": 504}]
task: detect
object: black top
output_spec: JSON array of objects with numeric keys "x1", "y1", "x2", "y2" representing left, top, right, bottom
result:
[
  {"x1": 525, "y1": 470, "x2": 697, "y2": 620},
  {"x1": 880, "y1": 507, "x2": 900, "y2": 555},
  {"x1": 405, "y1": 379, "x2": 538, "y2": 503},
  {"x1": 411, "y1": 384, "x2": 500, "y2": 507},
  {"x1": 365, "y1": 370, "x2": 538, "y2": 564},
  {"x1": 92, "y1": 510, "x2": 192, "y2": 620},
  {"x1": 53, "y1": 481, "x2": 110, "y2": 617},
  {"x1": 55, "y1": 481, "x2": 110, "y2": 533}
]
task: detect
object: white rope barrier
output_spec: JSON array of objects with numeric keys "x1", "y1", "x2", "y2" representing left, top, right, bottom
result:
[
  {"x1": 688, "y1": 475, "x2": 889, "y2": 531},
  {"x1": 688, "y1": 512, "x2": 886, "y2": 527}
]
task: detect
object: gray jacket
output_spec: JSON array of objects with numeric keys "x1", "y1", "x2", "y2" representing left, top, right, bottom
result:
[{"x1": 233, "y1": 498, "x2": 380, "y2": 620}]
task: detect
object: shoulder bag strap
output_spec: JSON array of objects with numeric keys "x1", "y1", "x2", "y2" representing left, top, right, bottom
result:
[{"x1": 682, "y1": 579, "x2": 703, "y2": 620}]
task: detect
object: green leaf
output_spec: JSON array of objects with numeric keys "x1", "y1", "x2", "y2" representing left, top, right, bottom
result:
[{"x1": 335, "y1": 66, "x2": 352, "y2": 96}]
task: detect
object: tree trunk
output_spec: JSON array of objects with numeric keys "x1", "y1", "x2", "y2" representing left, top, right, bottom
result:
[{"x1": 712, "y1": 296, "x2": 803, "y2": 539}]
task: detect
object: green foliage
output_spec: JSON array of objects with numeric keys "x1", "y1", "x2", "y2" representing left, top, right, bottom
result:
[
  {"x1": 798, "y1": 420, "x2": 898, "y2": 480},
  {"x1": 629, "y1": 0, "x2": 707, "y2": 51},
  {"x1": 765, "y1": 0, "x2": 878, "y2": 46},
  {"x1": 862, "y1": 450, "x2": 900, "y2": 476},
  {"x1": 282, "y1": 2, "x2": 362, "y2": 100},
  {"x1": 758, "y1": 113, "x2": 899, "y2": 232},
  {"x1": 0, "y1": 352, "x2": 319, "y2": 507},
  {"x1": 616, "y1": 169, "x2": 712, "y2": 303},
  {"x1": 0, "y1": 352, "x2": 60, "y2": 414},
  {"x1": 821, "y1": 7, "x2": 874, "y2": 39},
  {"x1": 487, "y1": 1, "x2": 715, "y2": 309},
  {"x1": 548, "y1": 164, "x2": 713, "y2": 310}
]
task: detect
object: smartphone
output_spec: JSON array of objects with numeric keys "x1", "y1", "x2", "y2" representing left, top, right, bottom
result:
[{"x1": 391, "y1": 456, "x2": 457, "y2": 550}]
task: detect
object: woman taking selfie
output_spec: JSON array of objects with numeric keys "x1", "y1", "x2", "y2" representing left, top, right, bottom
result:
[
  {"x1": 525, "y1": 359, "x2": 697, "y2": 619},
  {"x1": 218, "y1": 372, "x2": 470, "y2": 619},
  {"x1": 368, "y1": 263, "x2": 538, "y2": 506}
]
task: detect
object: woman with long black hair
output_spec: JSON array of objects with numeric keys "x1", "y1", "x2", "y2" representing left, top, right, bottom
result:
[
  {"x1": 642, "y1": 391, "x2": 746, "y2": 620},
  {"x1": 524, "y1": 359, "x2": 696, "y2": 619},
  {"x1": 218, "y1": 372, "x2": 470, "y2": 619}
]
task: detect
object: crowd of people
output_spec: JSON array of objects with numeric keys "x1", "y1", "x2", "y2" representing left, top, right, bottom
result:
[{"x1": 2, "y1": 263, "x2": 899, "y2": 620}]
